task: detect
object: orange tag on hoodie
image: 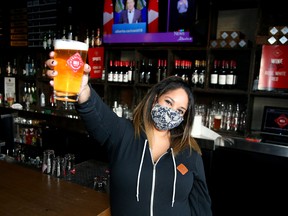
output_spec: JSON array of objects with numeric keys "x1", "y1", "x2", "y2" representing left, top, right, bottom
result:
[{"x1": 177, "y1": 163, "x2": 188, "y2": 175}]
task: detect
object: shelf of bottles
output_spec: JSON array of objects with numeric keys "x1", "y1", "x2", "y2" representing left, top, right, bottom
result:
[
  {"x1": 207, "y1": 49, "x2": 252, "y2": 92},
  {"x1": 172, "y1": 59, "x2": 206, "y2": 89},
  {"x1": 14, "y1": 115, "x2": 44, "y2": 147},
  {"x1": 106, "y1": 58, "x2": 168, "y2": 85},
  {"x1": 195, "y1": 101, "x2": 247, "y2": 136}
]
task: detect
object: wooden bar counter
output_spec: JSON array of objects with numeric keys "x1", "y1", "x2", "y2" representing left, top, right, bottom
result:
[{"x1": 0, "y1": 160, "x2": 110, "y2": 216}]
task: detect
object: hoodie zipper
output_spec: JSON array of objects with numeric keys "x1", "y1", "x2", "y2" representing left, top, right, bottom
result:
[{"x1": 149, "y1": 149, "x2": 168, "y2": 216}]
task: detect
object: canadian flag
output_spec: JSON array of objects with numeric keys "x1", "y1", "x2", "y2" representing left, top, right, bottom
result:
[
  {"x1": 103, "y1": 0, "x2": 114, "y2": 35},
  {"x1": 148, "y1": 0, "x2": 159, "y2": 33}
]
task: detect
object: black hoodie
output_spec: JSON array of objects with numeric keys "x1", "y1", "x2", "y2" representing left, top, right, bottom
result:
[{"x1": 75, "y1": 88, "x2": 212, "y2": 216}]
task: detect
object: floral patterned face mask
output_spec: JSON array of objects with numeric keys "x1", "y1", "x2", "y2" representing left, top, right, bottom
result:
[{"x1": 151, "y1": 103, "x2": 184, "y2": 131}]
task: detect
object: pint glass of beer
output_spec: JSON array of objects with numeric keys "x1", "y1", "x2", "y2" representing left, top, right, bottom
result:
[
  {"x1": 53, "y1": 39, "x2": 89, "y2": 102},
  {"x1": 213, "y1": 114, "x2": 222, "y2": 131},
  {"x1": 6, "y1": 92, "x2": 15, "y2": 107}
]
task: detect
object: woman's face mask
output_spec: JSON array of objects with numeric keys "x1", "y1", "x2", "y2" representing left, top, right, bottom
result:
[{"x1": 151, "y1": 103, "x2": 184, "y2": 131}]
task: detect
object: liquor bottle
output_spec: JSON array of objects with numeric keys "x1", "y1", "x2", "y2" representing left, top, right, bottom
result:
[
  {"x1": 6, "y1": 61, "x2": 11, "y2": 76},
  {"x1": 133, "y1": 60, "x2": 139, "y2": 84},
  {"x1": 22, "y1": 82, "x2": 28, "y2": 104},
  {"x1": 84, "y1": 29, "x2": 90, "y2": 47},
  {"x1": 123, "y1": 61, "x2": 129, "y2": 83},
  {"x1": 183, "y1": 60, "x2": 190, "y2": 83},
  {"x1": 47, "y1": 30, "x2": 52, "y2": 50},
  {"x1": 181, "y1": 60, "x2": 187, "y2": 82},
  {"x1": 95, "y1": 28, "x2": 102, "y2": 46},
  {"x1": 226, "y1": 59, "x2": 235, "y2": 89},
  {"x1": 127, "y1": 61, "x2": 134, "y2": 83},
  {"x1": 90, "y1": 29, "x2": 95, "y2": 48},
  {"x1": 161, "y1": 59, "x2": 167, "y2": 80},
  {"x1": 191, "y1": 60, "x2": 199, "y2": 87},
  {"x1": 27, "y1": 83, "x2": 33, "y2": 105},
  {"x1": 108, "y1": 60, "x2": 113, "y2": 82},
  {"x1": 43, "y1": 32, "x2": 47, "y2": 50},
  {"x1": 12, "y1": 58, "x2": 17, "y2": 75},
  {"x1": 50, "y1": 92, "x2": 56, "y2": 107},
  {"x1": 67, "y1": 25, "x2": 73, "y2": 40},
  {"x1": 113, "y1": 60, "x2": 119, "y2": 82},
  {"x1": 198, "y1": 60, "x2": 206, "y2": 88},
  {"x1": 74, "y1": 26, "x2": 79, "y2": 41},
  {"x1": 139, "y1": 59, "x2": 146, "y2": 83},
  {"x1": 156, "y1": 59, "x2": 162, "y2": 83},
  {"x1": 232, "y1": 60, "x2": 237, "y2": 87},
  {"x1": 52, "y1": 31, "x2": 57, "y2": 48},
  {"x1": 40, "y1": 91, "x2": 46, "y2": 107},
  {"x1": 174, "y1": 60, "x2": 181, "y2": 76},
  {"x1": 31, "y1": 83, "x2": 37, "y2": 105},
  {"x1": 25, "y1": 55, "x2": 31, "y2": 76},
  {"x1": 118, "y1": 61, "x2": 124, "y2": 83},
  {"x1": 218, "y1": 60, "x2": 227, "y2": 89},
  {"x1": 102, "y1": 67, "x2": 106, "y2": 81},
  {"x1": 210, "y1": 59, "x2": 219, "y2": 88},
  {"x1": 61, "y1": 27, "x2": 66, "y2": 40},
  {"x1": 30, "y1": 58, "x2": 35, "y2": 76},
  {"x1": 145, "y1": 59, "x2": 153, "y2": 84}
]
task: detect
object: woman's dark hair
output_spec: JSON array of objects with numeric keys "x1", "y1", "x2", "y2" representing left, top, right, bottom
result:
[{"x1": 133, "y1": 76, "x2": 201, "y2": 154}]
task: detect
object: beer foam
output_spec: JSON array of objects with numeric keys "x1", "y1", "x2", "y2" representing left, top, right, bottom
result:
[{"x1": 54, "y1": 39, "x2": 88, "y2": 51}]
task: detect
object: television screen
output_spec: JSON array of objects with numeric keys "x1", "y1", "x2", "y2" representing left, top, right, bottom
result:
[
  {"x1": 261, "y1": 106, "x2": 288, "y2": 144},
  {"x1": 103, "y1": 0, "x2": 195, "y2": 44}
]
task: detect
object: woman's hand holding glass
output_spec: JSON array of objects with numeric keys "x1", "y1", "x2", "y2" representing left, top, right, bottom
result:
[{"x1": 45, "y1": 51, "x2": 92, "y2": 104}]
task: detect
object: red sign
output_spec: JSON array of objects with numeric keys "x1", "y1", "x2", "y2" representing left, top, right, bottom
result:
[
  {"x1": 88, "y1": 47, "x2": 104, "y2": 79},
  {"x1": 258, "y1": 45, "x2": 288, "y2": 91}
]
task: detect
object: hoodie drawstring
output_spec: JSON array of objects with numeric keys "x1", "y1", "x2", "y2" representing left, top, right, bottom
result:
[
  {"x1": 171, "y1": 148, "x2": 177, "y2": 207},
  {"x1": 136, "y1": 141, "x2": 177, "y2": 208},
  {"x1": 136, "y1": 139, "x2": 148, "y2": 202}
]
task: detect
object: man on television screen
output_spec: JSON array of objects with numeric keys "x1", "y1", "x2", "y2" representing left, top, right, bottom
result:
[{"x1": 119, "y1": 0, "x2": 142, "y2": 24}]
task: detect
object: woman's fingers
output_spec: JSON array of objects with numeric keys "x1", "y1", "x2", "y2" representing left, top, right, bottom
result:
[
  {"x1": 46, "y1": 69, "x2": 58, "y2": 78},
  {"x1": 45, "y1": 52, "x2": 90, "y2": 89},
  {"x1": 45, "y1": 59, "x2": 57, "y2": 69},
  {"x1": 45, "y1": 55, "x2": 58, "y2": 79},
  {"x1": 49, "y1": 51, "x2": 55, "y2": 58},
  {"x1": 49, "y1": 80, "x2": 54, "y2": 87},
  {"x1": 84, "y1": 64, "x2": 91, "y2": 74}
]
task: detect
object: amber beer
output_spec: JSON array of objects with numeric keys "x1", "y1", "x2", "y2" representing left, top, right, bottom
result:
[
  {"x1": 213, "y1": 114, "x2": 222, "y2": 131},
  {"x1": 6, "y1": 92, "x2": 15, "y2": 107},
  {"x1": 53, "y1": 39, "x2": 89, "y2": 102}
]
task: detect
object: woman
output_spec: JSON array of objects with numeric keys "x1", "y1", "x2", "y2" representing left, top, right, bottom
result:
[
  {"x1": 177, "y1": 0, "x2": 189, "y2": 31},
  {"x1": 45, "y1": 52, "x2": 212, "y2": 216}
]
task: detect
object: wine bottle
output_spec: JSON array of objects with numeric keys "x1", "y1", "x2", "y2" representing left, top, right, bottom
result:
[
  {"x1": 95, "y1": 28, "x2": 102, "y2": 46},
  {"x1": 210, "y1": 59, "x2": 219, "y2": 88},
  {"x1": 218, "y1": 60, "x2": 227, "y2": 89},
  {"x1": 198, "y1": 60, "x2": 206, "y2": 88},
  {"x1": 191, "y1": 60, "x2": 199, "y2": 87},
  {"x1": 226, "y1": 59, "x2": 235, "y2": 89}
]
